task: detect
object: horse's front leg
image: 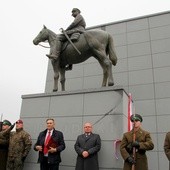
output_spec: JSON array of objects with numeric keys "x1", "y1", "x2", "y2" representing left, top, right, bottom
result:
[{"x1": 51, "y1": 60, "x2": 59, "y2": 92}]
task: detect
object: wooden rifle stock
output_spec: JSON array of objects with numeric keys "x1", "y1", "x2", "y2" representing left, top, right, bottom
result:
[{"x1": 132, "y1": 125, "x2": 136, "y2": 170}]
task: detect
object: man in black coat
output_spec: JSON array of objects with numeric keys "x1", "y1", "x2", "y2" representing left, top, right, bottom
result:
[
  {"x1": 74, "y1": 122, "x2": 101, "y2": 170},
  {"x1": 34, "y1": 118, "x2": 65, "y2": 170}
]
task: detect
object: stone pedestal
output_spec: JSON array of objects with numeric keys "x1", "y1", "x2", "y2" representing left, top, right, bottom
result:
[{"x1": 21, "y1": 87, "x2": 129, "y2": 170}]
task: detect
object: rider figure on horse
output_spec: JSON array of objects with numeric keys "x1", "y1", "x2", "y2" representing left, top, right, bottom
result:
[{"x1": 46, "y1": 8, "x2": 86, "y2": 70}]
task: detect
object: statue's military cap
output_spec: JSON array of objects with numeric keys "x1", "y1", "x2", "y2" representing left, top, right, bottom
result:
[
  {"x1": 3, "y1": 119, "x2": 12, "y2": 126},
  {"x1": 72, "y1": 8, "x2": 81, "y2": 13},
  {"x1": 130, "y1": 114, "x2": 143, "y2": 122}
]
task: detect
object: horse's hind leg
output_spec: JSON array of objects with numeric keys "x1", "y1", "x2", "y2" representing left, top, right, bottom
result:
[
  {"x1": 107, "y1": 61, "x2": 114, "y2": 86},
  {"x1": 98, "y1": 60, "x2": 108, "y2": 86},
  {"x1": 94, "y1": 50, "x2": 114, "y2": 86},
  {"x1": 59, "y1": 68, "x2": 66, "y2": 91},
  {"x1": 100, "y1": 59, "x2": 114, "y2": 86}
]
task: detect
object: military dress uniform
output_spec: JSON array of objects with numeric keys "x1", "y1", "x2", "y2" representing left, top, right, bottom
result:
[
  {"x1": 120, "y1": 128, "x2": 154, "y2": 170},
  {"x1": 6, "y1": 128, "x2": 32, "y2": 170}
]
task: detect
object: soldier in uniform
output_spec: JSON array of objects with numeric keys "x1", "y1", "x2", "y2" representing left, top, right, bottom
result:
[
  {"x1": 6, "y1": 119, "x2": 32, "y2": 170},
  {"x1": 120, "y1": 114, "x2": 154, "y2": 170},
  {"x1": 46, "y1": 8, "x2": 86, "y2": 70},
  {"x1": 0, "y1": 120, "x2": 14, "y2": 170}
]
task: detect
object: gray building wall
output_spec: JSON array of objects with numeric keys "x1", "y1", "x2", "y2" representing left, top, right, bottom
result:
[{"x1": 44, "y1": 11, "x2": 170, "y2": 170}]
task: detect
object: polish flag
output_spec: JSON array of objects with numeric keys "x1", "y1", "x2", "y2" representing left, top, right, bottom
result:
[{"x1": 128, "y1": 93, "x2": 133, "y2": 131}]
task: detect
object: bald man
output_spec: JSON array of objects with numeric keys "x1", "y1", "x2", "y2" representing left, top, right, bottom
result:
[{"x1": 74, "y1": 122, "x2": 101, "y2": 170}]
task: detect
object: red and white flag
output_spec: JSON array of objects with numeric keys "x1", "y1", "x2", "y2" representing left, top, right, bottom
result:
[{"x1": 128, "y1": 93, "x2": 133, "y2": 131}]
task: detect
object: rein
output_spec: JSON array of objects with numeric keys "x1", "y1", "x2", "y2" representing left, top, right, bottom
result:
[
  {"x1": 38, "y1": 37, "x2": 57, "y2": 49},
  {"x1": 38, "y1": 43, "x2": 50, "y2": 48}
]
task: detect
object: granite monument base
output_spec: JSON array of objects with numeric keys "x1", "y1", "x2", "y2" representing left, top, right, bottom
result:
[{"x1": 20, "y1": 87, "x2": 129, "y2": 170}]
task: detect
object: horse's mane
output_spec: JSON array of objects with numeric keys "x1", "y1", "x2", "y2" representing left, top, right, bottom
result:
[{"x1": 47, "y1": 28, "x2": 58, "y2": 38}]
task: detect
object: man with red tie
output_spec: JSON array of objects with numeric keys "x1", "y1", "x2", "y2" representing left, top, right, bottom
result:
[{"x1": 34, "y1": 118, "x2": 65, "y2": 170}]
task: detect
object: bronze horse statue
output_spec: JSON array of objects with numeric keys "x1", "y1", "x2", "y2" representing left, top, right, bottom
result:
[{"x1": 33, "y1": 25, "x2": 117, "y2": 91}]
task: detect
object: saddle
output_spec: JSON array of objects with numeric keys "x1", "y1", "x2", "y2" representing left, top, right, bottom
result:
[{"x1": 61, "y1": 32, "x2": 81, "y2": 51}]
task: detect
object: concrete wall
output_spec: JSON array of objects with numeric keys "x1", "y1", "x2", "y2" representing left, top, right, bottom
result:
[{"x1": 21, "y1": 87, "x2": 128, "y2": 169}]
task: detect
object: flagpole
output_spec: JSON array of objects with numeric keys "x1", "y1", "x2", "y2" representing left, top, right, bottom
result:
[
  {"x1": 132, "y1": 107, "x2": 136, "y2": 170},
  {"x1": 128, "y1": 94, "x2": 133, "y2": 131}
]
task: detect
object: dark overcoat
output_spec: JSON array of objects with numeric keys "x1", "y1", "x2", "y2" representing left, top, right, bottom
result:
[
  {"x1": 120, "y1": 128, "x2": 154, "y2": 170},
  {"x1": 74, "y1": 133, "x2": 101, "y2": 170},
  {"x1": 0, "y1": 129, "x2": 10, "y2": 170},
  {"x1": 164, "y1": 132, "x2": 170, "y2": 161},
  {"x1": 34, "y1": 129, "x2": 65, "y2": 164}
]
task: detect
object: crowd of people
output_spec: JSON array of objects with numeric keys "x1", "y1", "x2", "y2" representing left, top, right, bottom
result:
[
  {"x1": 0, "y1": 114, "x2": 170, "y2": 170},
  {"x1": 0, "y1": 119, "x2": 101, "y2": 170}
]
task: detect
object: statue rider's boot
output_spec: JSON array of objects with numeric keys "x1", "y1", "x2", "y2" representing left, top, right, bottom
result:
[{"x1": 46, "y1": 54, "x2": 58, "y2": 60}]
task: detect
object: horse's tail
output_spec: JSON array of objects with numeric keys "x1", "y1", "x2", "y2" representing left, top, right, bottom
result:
[{"x1": 106, "y1": 34, "x2": 117, "y2": 66}]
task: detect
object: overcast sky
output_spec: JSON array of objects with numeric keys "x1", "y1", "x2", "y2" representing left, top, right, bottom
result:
[{"x1": 0, "y1": 0, "x2": 169, "y2": 123}]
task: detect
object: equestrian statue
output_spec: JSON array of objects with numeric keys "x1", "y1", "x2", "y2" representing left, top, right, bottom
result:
[
  {"x1": 33, "y1": 8, "x2": 117, "y2": 92},
  {"x1": 33, "y1": 25, "x2": 117, "y2": 92}
]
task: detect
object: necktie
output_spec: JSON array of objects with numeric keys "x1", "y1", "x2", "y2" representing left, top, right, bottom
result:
[{"x1": 44, "y1": 131, "x2": 51, "y2": 154}]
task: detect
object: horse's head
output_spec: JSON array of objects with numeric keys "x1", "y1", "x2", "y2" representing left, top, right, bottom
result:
[{"x1": 33, "y1": 25, "x2": 49, "y2": 45}]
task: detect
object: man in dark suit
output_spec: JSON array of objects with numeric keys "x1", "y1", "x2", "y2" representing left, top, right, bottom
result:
[
  {"x1": 164, "y1": 131, "x2": 170, "y2": 170},
  {"x1": 74, "y1": 122, "x2": 101, "y2": 170},
  {"x1": 34, "y1": 118, "x2": 65, "y2": 170}
]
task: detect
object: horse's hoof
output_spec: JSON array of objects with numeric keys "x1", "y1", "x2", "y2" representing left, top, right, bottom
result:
[
  {"x1": 53, "y1": 89, "x2": 58, "y2": 92},
  {"x1": 108, "y1": 82, "x2": 114, "y2": 86}
]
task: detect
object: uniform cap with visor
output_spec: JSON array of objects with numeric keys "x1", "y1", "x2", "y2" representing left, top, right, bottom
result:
[
  {"x1": 72, "y1": 8, "x2": 81, "y2": 13},
  {"x1": 130, "y1": 114, "x2": 143, "y2": 122},
  {"x1": 3, "y1": 120, "x2": 12, "y2": 126}
]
